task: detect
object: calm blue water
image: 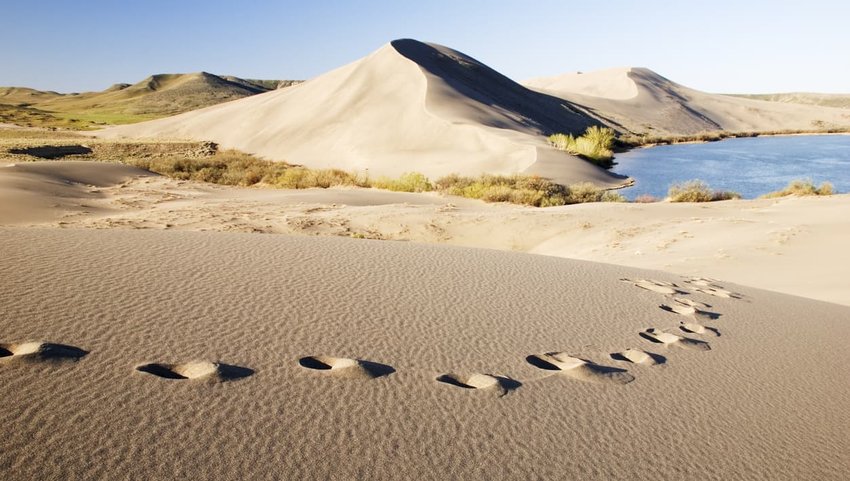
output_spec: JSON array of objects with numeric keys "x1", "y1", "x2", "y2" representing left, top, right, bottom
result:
[{"x1": 613, "y1": 135, "x2": 850, "y2": 199}]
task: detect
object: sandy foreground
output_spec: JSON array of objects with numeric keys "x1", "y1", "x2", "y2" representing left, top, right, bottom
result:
[
  {"x1": 2, "y1": 162, "x2": 850, "y2": 480},
  {"x1": 3, "y1": 161, "x2": 848, "y2": 305}
]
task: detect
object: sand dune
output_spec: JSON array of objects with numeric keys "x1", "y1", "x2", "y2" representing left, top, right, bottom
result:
[
  {"x1": 524, "y1": 67, "x2": 850, "y2": 135},
  {"x1": 97, "y1": 39, "x2": 626, "y2": 187},
  {"x1": 2, "y1": 227, "x2": 849, "y2": 480},
  {"x1": 0, "y1": 161, "x2": 153, "y2": 223},
  {"x1": 3, "y1": 161, "x2": 847, "y2": 305}
]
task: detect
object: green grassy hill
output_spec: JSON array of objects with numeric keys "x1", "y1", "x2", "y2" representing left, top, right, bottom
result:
[{"x1": 0, "y1": 73, "x2": 300, "y2": 129}]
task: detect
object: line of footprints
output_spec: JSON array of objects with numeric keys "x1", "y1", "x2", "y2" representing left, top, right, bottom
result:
[{"x1": 1, "y1": 276, "x2": 742, "y2": 395}]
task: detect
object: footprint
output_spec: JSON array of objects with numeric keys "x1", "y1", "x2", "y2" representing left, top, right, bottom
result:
[
  {"x1": 610, "y1": 349, "x2": 666, "y2": 366},
  {"x1": 527, "y1": 352, "x2": 635, "y2": 384},
  {"x1": 0, "y1": 341, "x2": 88, "y2": 362},
  {"x1": 298, "y1": 356, "x2": 395, "y2": 379},
  {"x1": 684, "y1": 277, "x2": 719, "y2": 287},
  {"x1": 621, "y1": 278, "x2": 686, "y2": 295},
  {"x1": 683, "y1": 279, "x2": 743, "y2": 299},
  {"x1": 679, "y1": 322, "x2": 721, "y2": 337},
  {"x1": 671, "y1": 297, "x2": 712, "y2": 309},
  {"x1": 135, "y1": 361, "x2": 254, "y2": 381},
  {"x1": 660, "y1": 303, "x2": 721, "y2": 321},
  {"x1": 437, "y1": 373, "x2": 521, "y2": 395},
  {"x1": 694, "y1": 287, "x2": 742, "y2": 299},
  {"x1": 639, "y1": 328, "x2": 711, "y2": 351}
]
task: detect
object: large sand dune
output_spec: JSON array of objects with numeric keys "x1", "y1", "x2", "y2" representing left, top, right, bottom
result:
[
  {"x1": 524, "y1": 68, "x2": 850, "y2": 135},
  {"x1": 2, "y1": 227, "x2": 849, "y2": 480},
  {"x1": 97, "y1": 40, "x2": 625, "y2": 187}
]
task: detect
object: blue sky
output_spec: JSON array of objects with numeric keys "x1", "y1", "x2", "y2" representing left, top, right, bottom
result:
[{"x1": 2, "y1": 0, "x2": 848, "y2": 93}]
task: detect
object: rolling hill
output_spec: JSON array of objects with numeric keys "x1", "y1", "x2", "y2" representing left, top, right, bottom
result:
[
  {"x1": 0, "y1": 73, "x2": 299, "y2": 129},
  {"x1": 729, "y1": 92, "x2": 850, "y2": 109}
]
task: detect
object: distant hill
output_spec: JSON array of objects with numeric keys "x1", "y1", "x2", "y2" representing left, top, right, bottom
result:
[
  {"x1": 0, "y1": 73, "x2": 301, "y2": 129},
  {"x1": 524, "y1": 68, "x2": 850, "y2": 136},
  {"x1": 728, "y1": 93, "x2": 850, "y2": 110}
]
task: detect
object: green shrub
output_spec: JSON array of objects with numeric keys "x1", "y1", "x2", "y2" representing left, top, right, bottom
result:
[
  {"x1": 761, "y1": 179, "x2": 835, "y2": 198},
  {"x1": 549, "y1": 126, "x2": 615, "y2": 167}
]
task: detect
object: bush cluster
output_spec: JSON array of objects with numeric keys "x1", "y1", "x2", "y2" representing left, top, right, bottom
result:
[
  {"x1": 667, "y1": 180, "x2": 742, "y2": 202},
  {"x1": 760, "y1": 179, "x2": 834, "y2": 198},
  {"x1": 549, "y1": 126, "x2": 616, "y2": 167}
]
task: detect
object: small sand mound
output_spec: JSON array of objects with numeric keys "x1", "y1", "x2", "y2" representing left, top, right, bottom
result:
[
  {"x1": 621, "y1": 278, "x2": 685, "y2": 295},
  {"x1": 660, "y1": 303, "x2": 721, "y2": 320},
  {"x1": 527, "y1": 352, "x2": 635, "y2": 384},
  {"x1": 298, "y1": 356, "x2": 395, "y2": 379},
  {"x1": 680, "y1": 322, "x2": 721, "y2": 337},
  {"x1": 610, "y1": 349, "x2": 666, "y2": 366},
  {"x1": 694, "y1": 286, "x2": 742, "y2": 299},
  {"x1": 640, "y1": 328, "x2": 711, "y2": 351},
  {"x1": 0, "y1": 341, "x2": 88, "y2": 362},
  {"x1": 671, "y1": 297, "x2": 712, "y2": 309},
  {"x1": 437, "y1": 373, "x2": 521, "y2": 393},
  {"x1": 135, "y1": 361, "x2": 254, "y2": 381}
]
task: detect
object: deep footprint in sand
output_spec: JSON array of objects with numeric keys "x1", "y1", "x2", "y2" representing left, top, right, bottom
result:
[
  {"x1": 437, "y1": 373, "x2": 521, "y2": 394},
  {"x1": 0, "y1": 341, "x2": 88, "y2": 362},
  {"x1": 694, "y1": 286, "x2": 743, "y2": 299},
  {"x1": 299, "y1": 356, "x2": 395, "y2": 379},
  {"x1": 527, "y1": 352, "x2": 635, "y2": 384},
  {"x1": 610, "y1": 348, "x2": 666, "y2": 366},
  {"x1": 683, "y1": 278, "x2": 743, "y2": 299},
  {"x1": 679, "y1": 322, "x2": 721, "y2": 337},
  {"x1": 671, "y1": 297, "x2": 712, "y2": 310},
  {"x1": 640, "y1": 328, "x2": 711, "y2": 351},
  {"x1": 621, "y1": 278, "x2": 686, "y2": 295},
  {"x1": 135, "y1": 361, "x2": 254, "y2": 381},
  {"x1": 660, "y1": 303, "x2": 721, "y2": 321}
]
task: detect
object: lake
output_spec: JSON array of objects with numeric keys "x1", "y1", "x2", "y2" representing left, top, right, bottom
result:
[{"x1": 613, "y1": 135, "x2": 850, "y2": 199}]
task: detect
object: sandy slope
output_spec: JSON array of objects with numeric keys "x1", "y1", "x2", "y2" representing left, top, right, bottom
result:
[
  {"x1": 96, "y1": 40, "x2": 624, "y2": 187},
  {"x1": 2, "y1": 226, "x2": 849, "y2": 481},
  {"x1": 4, "y1": 161, "x2": 847, "y2": 306},
  {"x1": 524, "y1": 68, "x2": 850, "y2": 135}
]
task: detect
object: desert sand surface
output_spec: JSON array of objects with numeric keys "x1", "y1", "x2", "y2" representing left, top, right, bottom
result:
[
  {"x1": 96, "y1": 40, "x2": 626, "y2": 187},
  {"x1": 4, "y1": 161, "x2": 848, "y2": 306},
  {"x1": 524, "y1": 67, "x2": 850, "y2": 135},
  {"x1": 2, "y1": 225, "x2": 849, "y2": 481}
]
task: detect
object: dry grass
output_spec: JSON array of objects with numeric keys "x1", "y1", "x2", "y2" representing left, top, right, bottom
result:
[
  {"x1": 668, "y1": 180, "x2": 742, "y2": 202},
  {"x1": 760, "y1": 179, "x2": 834, "y2": 198},
  {"x1": 372, "y1": 172, "x2": 433, "y2": 192},
  {"x1": 2, "y1": 129, "x2": 632, "y2": 207},
  {"x1": 617, "y1": 128, "x2": 850, "y2": 148}
]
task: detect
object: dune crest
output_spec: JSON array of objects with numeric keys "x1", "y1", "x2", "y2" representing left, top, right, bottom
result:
[{"x1": 97, "y1": 39, "x2": 626, "y2": 187}]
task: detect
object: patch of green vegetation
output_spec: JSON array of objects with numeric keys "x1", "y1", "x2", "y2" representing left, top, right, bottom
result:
[
  {"x1": 549, "y1": 126, "x2": 616, "y2": 167},
  {"x1": 667, "y1": 180, "x2": 741, "y2": 202},
  {"x1": 760, "y1": 179, "x2": 834, "y2": 198}
]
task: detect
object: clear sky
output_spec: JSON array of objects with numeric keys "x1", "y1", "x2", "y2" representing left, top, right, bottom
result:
[{"x1": 2, "y1": 0, "x2": 848, "y2": 94}]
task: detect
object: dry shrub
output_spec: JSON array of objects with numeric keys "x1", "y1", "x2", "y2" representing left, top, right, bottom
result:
[
  {"x1": 761, "y1": 179, "x2": 834, "y2": 198},
  {"x1": 668, "y1": 179, "x2": 741, "y2": 202}
]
